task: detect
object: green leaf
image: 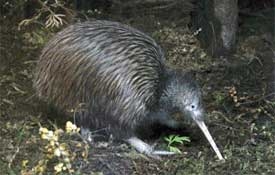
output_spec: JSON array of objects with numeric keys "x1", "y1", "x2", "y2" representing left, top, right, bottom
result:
[
  {"x1": 175, "y1": 136, "x2": 191, "y2": 143},
  {"x1": 164, "y1": 137, "x2": 171, "y2": 143},
  {"x1": 164, "y1": 134, "x2": 190, "y2": 154},
  {"x1": 169, "y1": 146, "x2": 182, "y2": 154}
]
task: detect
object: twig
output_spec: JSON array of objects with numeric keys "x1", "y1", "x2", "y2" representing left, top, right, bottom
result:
[
  {"x1": 209, "y1": 21, "x2": 216, "y2": 56},
  {"x1": 239, "y1": 93, "x2": 275, "y2": 105},
  {"x1": 8, "y1": 146, "x2": 20, "y2": 168},
  {"x1": 211, "y1": 110, "x2": 234, "y2": 124}
]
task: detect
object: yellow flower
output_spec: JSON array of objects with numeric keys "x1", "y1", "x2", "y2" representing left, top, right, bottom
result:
[
  {"x1": 46, "y1": 147, "x2": 52, "y2": 152},
  {"x1": 41, "y1": 130, "x2": 56, "y2": 140},
  {"x1": 54, "y1": 148, "x2": 61, "y2": 157},
  {"x1": 69, "y1": 169, "x2": 75, "y2": 173},
  {"x1": 65, "y1": 163, "x2": 72, "y2": 169},
  {"x1": 34, "y1": 165, "x2": 45, "y2": 173},
  {"x1": 33, "y1": 160, "x2": 46, "y2": 174},
  {"x1": 65, "y1": 121, "x2": 80, "y2": 133},
  {"x1": 52, "y1": 134, "x2": 59, "y2": 142},
  {"x1": 39, "y1": 127, "x2": 48, "y2": 134},
  {"x1": 64, "y1": 157, "x2": 70, "y2": 163},
  {"x1": 46, "y1": 153, "x2": 54, "y2": 159},
  {"x1": 41, "y1": 133, "x2": 48, "y2": 140},
  {"x1": 54, "y1": 163, "x2": 64, "y2": 173},
  {"x1": 48, "y1": 130, "x2": 54, "y2": 137},
  {"x1": 54, "y1": 144, "x2": 69, "y2": 157},
  {"x1": 22, "y1": 160, "x2": 28, "y2": 168},
  {"x1": 49, "y1": 140, "x2": 55, "y2": 146},
  {"x1": 76, "y1": 143, "x2": 82, "y2": 147},
  {"x1": 82, "y1": 151, "x2": 88, "y2": 158}
]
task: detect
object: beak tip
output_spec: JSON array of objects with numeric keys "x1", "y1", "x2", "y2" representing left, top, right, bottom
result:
[{"x1": 194, "y1": 120, "x2": 224, "y2": 161}]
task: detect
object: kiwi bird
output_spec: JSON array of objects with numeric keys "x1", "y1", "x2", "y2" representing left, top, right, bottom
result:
[{"x1": 34, "y1": 20, "x2": 224, "y2": 160}]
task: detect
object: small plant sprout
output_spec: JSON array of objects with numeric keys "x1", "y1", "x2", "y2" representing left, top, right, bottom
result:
[{"x1": 164, "y1": 135, "x2": 190, "y2": 154}]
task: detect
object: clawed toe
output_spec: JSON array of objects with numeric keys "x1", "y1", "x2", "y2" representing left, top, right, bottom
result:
[{"x1": 152, "y1": 150, "x2": 175, "y2": 155}]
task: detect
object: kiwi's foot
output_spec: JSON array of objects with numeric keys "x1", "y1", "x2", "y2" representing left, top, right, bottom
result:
[
  {"x1": 80, "y1": 127, "x2": 93, "y2": 142},
  {"x1": 127, "y1": 137, "x2": 175, "y2": 159}
]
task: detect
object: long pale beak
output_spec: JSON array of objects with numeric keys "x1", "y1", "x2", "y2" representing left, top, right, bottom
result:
[{"x1": 195, "y1": 120, "x2": 224, "y2": 160}]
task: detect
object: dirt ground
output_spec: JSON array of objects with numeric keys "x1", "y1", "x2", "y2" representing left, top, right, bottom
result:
[{"x1": 0, "y1": 5, "x2": 275, "y2": 175}]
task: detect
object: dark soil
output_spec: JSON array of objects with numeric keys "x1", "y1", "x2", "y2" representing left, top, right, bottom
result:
[{"x1": 0, "y1": 5, "x2": 274, "y2": 175}]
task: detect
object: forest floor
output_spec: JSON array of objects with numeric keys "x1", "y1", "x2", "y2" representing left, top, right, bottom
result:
[{"x1": 0, "y1": 7, "x2": 275, "y2": 175}]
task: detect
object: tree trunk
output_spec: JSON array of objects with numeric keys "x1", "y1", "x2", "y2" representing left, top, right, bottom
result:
[{"x1": 193, "y1": 0, "x2": 238, "y2": 57}]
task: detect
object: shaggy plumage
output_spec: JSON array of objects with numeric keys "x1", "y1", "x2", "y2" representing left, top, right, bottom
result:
[{"x1": 34, "y1": 20, "x2": 223, "y2": 159}]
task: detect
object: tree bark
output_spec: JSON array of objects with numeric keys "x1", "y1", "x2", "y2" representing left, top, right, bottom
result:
[{"x1": 193, "y1": 0, "x2": 238, "y2": 57}]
